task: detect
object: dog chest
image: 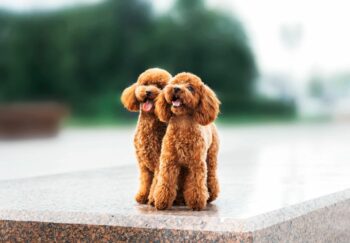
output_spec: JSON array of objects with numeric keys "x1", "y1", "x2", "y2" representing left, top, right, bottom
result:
[{"x1": 164, "y1": 125, "x2": 208, "y2": 164}]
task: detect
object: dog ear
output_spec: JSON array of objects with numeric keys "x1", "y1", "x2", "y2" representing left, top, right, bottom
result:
[
  {"x1": 194, "y1": 85, "x2": 220, "y2": 125},
  {"x1": 155, "y1": 91, "x2": 172, "y2": 122},
  {"x1": 121, "y1": 83, "x2": 139, "y2": 112}
]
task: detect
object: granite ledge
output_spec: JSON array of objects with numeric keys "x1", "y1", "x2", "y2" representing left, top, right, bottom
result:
[
  {"x1": 0, "y1": 166, "x2": 349, "y2": 242},
  {"x1": 0, "y1": 190, "x2": 350, "y2": 242},
  {"x1": 0, "y1": 220, "x2": 252, "y2": 243}
]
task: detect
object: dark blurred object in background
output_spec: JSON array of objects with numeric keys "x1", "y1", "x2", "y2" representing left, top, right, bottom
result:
[
  {"x1": 0, "y1": 0, "x2": 295, "y2": 123},
  {"x1": 0, "y1": 103, "x2": 68, "y2": 139}
]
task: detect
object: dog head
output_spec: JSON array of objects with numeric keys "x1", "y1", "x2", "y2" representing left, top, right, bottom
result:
[
  {"x1": 121, "y1": 68, "x2": 171, "y2": 113},
  {"x1": 155, "y1": 72, "x2": 220, "y2": 125}
]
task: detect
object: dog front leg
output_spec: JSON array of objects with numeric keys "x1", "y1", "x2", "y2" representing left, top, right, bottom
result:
[
  {"x1": 153, "y1": 159, "x2": 180, "y2": 210},
  {"x1": 183, "y1": 162, "x2": 209, "y2": 210},
  {"x1": 147, "y1": 168, "x2": 159, "y2": 205},
  {"x1": 135, "y1": 165, "x2": 153, "y2": 204}
]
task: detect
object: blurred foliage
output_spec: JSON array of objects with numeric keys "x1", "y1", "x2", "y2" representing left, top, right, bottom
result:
[{"x1": 0, "y1": 0, "x2": 294, "y2": 121}]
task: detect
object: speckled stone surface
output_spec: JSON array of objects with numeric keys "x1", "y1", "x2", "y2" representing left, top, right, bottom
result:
[
  {"x1": 1, "y1": 124, "x2": 350, "y2": 241},
  {"x1": 0, "y1": 166, "x2": 349, "y2": 242}
]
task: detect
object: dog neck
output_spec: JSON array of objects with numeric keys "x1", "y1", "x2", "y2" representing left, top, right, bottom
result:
[
  {"x1": 169, "y1": 115, "x2": 195, "y2": 127},
  {"x1": 138, "y1": 111, "x2": 165, "y2": 127}
]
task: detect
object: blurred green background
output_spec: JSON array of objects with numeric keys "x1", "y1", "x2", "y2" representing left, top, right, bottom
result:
[{"x1": 0, "y1": 0, "x2": 296, "y2": 124}]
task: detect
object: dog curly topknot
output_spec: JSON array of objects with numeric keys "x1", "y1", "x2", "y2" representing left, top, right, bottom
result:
[
  {"x1": 121, "y1": 68, "x2": 171, "y2": 205},
  {"x1": 153, "y1": 72, "x2": 220, "y2": 210}
]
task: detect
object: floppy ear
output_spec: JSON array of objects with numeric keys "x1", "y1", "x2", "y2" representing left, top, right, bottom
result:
[
  {"x1": 120, "y1": 83, "x2": 139, "y2": 112},
  {"x1": 155, "y1": 92, "x2": 172, "y2": 122},
  {"x1": 194, "y1": 85, "x2": 220, "y2": 125}
]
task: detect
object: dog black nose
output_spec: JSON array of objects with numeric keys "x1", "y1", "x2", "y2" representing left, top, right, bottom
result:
[
  {"x1": 174, "y1": 87, "x2": 180, "y2": 93},
  {"x1": 146, "y1": 91, "x2": 152, "y2": 97}
]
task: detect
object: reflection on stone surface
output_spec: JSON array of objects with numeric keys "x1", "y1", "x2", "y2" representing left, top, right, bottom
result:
[
  {"x1": 0, "y1": 123, "x2": 350, "y2": 241},
  {"x1": 0, "y1": 123, "x2": 349, "y2": 219},
  {"x1": 135, "y1": 203, "x2": 219, "y2": 216}
]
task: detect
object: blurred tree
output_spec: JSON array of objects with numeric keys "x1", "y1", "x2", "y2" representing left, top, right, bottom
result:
[
  {"x1": 0, "y1": 0, "x2": 294, "y2": 121},
  {"x1": 0, "y1": 0, "x2": 153, "y2": 117},
  {"x1": 148, "y1": 0, "x2": 257, "y2": 115}
]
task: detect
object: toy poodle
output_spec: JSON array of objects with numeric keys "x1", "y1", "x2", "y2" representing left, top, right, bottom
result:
[
  {"x1": 121, "y1": 68, "x2": 171, "y2": 204},
  {"x1": 153, "y1": 72, "x2": 220, "y2": 210}
]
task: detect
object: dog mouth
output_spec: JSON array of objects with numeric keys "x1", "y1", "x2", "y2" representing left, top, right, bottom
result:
[
  {"x1": 141, "y1": 99, "x2": 154, "y2": 112},
  {"x1": 171, "y1": 96, "x2": 182, "y2": 107}
]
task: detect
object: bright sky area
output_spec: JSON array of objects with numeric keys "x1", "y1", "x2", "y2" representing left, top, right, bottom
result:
[{"x1": 1, "y1": 0, "x2": 350, "y2": 87}]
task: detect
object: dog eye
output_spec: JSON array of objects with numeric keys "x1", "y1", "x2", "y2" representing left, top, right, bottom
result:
[
  {"x1": 187, "y1": 85, "x2": 195, "y2": 92},
  {"x1": 156, "y1": 84, "x2": 163, "y2": 89}
]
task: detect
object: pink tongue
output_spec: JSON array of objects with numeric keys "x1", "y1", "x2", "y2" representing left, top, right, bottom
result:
[
  {"x1": 142, "y1": 101, "x2": 153, "y2": 111},
  {"x1": 172, "y1": 100, "x2": 181, "y2": 107}
]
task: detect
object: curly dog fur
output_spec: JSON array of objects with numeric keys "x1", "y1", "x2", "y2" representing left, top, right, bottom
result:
[
  {"x1": 121, "y1": 68, "x2": 171, "y2": 205},
  {"x1": 153, "y1": 72, "x2": 220, "y2": 210}
]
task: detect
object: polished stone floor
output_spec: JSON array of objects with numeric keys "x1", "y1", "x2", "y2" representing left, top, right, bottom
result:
[{"x1": 0, "y1": 122, "x2": 349, "y2": 219}]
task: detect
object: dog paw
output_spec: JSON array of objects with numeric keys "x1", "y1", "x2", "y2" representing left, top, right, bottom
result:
[
  {"x1": 207, "y1": 189, "x2": 219, "y2": 203},
  {"x1": 207, "y1": 195, "x2": 217, "y2": 203},
  {"x1": 187, "y1": 197, "x2": 207, "y2": 211},
  {"x1": 154, "y1": 199, "x2": 169, "y2": 210},
  {"x1": 207, "y1": 178, "x2": 219, "y2": 203},
  {"x1": 153, "y1": 185, "x2": 174, "y2": 210},
  {"x1": 184, "y1": 189, "x2": 208, "y2": 210},
  {"x1": 135, "y1": 193, "x2": 148, "y2": 204}
]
